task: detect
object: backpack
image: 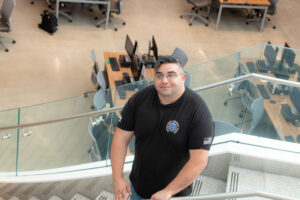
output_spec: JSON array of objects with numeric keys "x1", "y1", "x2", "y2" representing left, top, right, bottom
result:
[{"x1": 38, "y1": 10, "x2": 58, "y2": 34}]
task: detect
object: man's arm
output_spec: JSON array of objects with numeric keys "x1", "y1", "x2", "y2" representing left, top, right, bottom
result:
[
  {"x1": 111, "y1": 127, "x2": 134, "y2": 200},
  {"x1": 151, "y1": 149, "x2": 208, "y2": 200}
]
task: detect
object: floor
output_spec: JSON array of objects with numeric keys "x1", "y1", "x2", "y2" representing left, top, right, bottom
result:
[
  {"x1": 1, "y1": 0, "x2": 300, "y2": 111},
  {"x1": 0, "y1": 0, "x2": 300, "y2": 172}
]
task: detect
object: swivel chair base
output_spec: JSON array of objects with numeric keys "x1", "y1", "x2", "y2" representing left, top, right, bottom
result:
[
  {"x1": 0, "y1": 35, "x2": 16, "y2": 52},
  {"x1": 180, "y1": 6, "x2": 211, "y2": 26},
  {"x1": 96, "y1": 14, "x2": 126, "y2": 31}
]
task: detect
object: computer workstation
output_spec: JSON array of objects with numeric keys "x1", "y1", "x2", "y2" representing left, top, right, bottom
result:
[
  {"x1": 256, "y1": 44, "x2": 300, "y2": 81},
  {"x1": 104, "y1": 35, "x2": 157, "y2": 104}
]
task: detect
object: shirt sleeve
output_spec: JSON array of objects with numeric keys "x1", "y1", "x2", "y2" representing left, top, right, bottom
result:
[
  {"x1": 117, "y1": 94, "x2": 137, "y2": 131},
  {"x1": 188, "y1": 104, "x2": 215, "y2": 150}
]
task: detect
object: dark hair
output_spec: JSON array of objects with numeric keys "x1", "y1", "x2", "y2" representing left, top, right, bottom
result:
[{"x1": 154, "y1": 56, "x2": 182, "y2": 71}]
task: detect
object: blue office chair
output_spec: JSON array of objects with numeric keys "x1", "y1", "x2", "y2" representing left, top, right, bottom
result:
[
  {"x1": 214, "y1": 120, "x2": 241, "y2": 136},
  {"x1": 297, "y1": 135, "x2": 300, "y2": 144},
  {"x1": 171, "y1": 47, "x2": 188, "y2": 67},
  {"x1": 184, "y1": 71, "x2": 192, "y2": 88},
  {"x1": 284, "y1": 136, "x2": 295, "y2": 143},
  {"x1": 224, "y1": 64, "x2": 246, "y2": 106},
  {"x1": 93, "y1": 89, "x2": 107, "y2": 111}
]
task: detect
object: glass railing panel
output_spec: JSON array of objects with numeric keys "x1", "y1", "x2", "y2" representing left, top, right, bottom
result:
[
  {"x1": 243, "y1": 44, "x2": 300, "y2": 81},
  {"x1": 17, "y1": 112, "x2": 110, "y2": 173},
  {"x1": 186, "y1": 53, "x2": 240, "y2": 88},
  {"x1": 18, "y1": 93, "x2": 95, "y2": 124},
  {"x1": 195, "y1": 81, "x2": 247, "y2": 136},
  {"x1": 112, "y1": 79, "x2": 151, "y2": 107},
  {"x1": 0, "y1": 108, "x2": 19, "y2": 173},
  {"x1": 0, "y1": 128, "x2": 18, "y2": 174},
  {"x1": 241, "y1": 79, "x2": 300, "y2": 143}
]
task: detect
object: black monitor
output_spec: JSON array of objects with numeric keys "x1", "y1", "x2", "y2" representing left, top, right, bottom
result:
[
  {"x1": 147, "y1": 36, "x2": 158, "y2": 60},
  {"x1": 152, "y1": 36, "x2": 158, "y2": 60},
  {"x1": 131, "y1": 55, "x2": 142, "y2": 81},
  {"x1": 282, "y1": 48, "x2": 296, "y2": 67},
  {"x1": 264, "y1": 45, "x2": 277, "y2": 66},
  {"x1": 291, "y1": 87, "x2": 300, "y2": 113},
  {"x1": 125, "y1": 35, "x2": 136, "y2": 61}
]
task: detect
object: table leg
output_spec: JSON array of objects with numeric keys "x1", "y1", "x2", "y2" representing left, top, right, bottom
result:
[
  {"x1": 216, "y1": 4, "x2": 223, "y2": 31},
  {"x1": 105, "y1": 2, "x2": 110, "y2": 30},
  {"x1": 259, "y1": 6, "x2": 268, "y2": 32},
  {"x1": 56, "y1": 0, "x2": 59, "y2": 20}
]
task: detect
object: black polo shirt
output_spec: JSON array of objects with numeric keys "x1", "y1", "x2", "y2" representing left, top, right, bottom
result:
[{"x1": 118, "y1": 85, "x2": 214, "y2": 198}]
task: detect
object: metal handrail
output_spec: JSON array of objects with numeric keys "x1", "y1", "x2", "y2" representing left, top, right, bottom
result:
[
  {"x1": 0, "y1": 73, "x2": 299, "y2": 131},
  {"x1": 170, "y1": 190, "x2": 298, "y2": 200}
]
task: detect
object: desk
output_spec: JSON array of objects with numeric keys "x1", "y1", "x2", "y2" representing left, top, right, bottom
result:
[
  {"x1": 241, "y1": 59, "x2": 300, "y2": 141},
  {"x1": 55, "y1": 0, "x2": 110, "y2": 29},
  {"x1": 104, "y1": 52, "x2": 155, "y2": 106},
  {"x1": 216, "y1": 0, "x2": 271, "y2": 32}
]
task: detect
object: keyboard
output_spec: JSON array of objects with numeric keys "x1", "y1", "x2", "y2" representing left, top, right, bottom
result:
[
  {"x1": 281, "y1": 104, "x2": 300, "y2": 122},
  {"x1": 257, "y1": 84, "x2": 270, "y2": 99},
  {"x1": 115, "y1": 80, "x2": 124, "y2": 87},
  {"x1": 246, "y1": 62, "x2": 256, "y2": 73},
  {"x1": 109, "y1": 57, "x2": 120, "y2": 71}
]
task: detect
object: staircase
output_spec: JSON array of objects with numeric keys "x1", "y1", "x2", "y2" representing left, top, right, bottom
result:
[{"x1": 1, "y1": 164, "x2": 300, "y2": 200}]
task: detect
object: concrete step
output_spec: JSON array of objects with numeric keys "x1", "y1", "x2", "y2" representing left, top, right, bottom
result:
[
  {"x1": 70, "y1": 193, "x2": 91, "y2": 200},
  {"x1": 28, "y1": 196, "x2": 40, "y2": 200},
  {"x1": 227, "y1": 165, "x2": 300, "y2": 199},
  {"x1": 95, "y1": 190, "x2": 114, "y2": 200},
  {"x1": 8, "y1": 197, "x2": 20, "y2": 200},
  {"x1": 49, "y1": 195, "x2": 64, "y2": 200},
  {"x1": 192, "y1": 175, "x2": 226, "y2": 196}
]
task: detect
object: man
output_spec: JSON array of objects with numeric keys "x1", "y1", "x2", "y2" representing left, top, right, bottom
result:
[{"x1": 111, "y1": 56, "x2": 215, "y2": 200}]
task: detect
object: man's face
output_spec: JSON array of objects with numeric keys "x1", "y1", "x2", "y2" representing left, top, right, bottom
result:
[{"x1": 154, "y1": 63, "x2": 186, "y2": 99}]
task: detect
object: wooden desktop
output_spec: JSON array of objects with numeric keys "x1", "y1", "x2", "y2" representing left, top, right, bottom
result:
[
  {"x1": 104, "y1": 52, "x2": 155, "y2": 106},
  {"x1": 242, "y1": 60, "x2": 300, "y2": 142}
]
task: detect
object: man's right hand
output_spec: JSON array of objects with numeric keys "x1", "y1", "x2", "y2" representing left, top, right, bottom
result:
[{"x1": 113, "y1": 178, "x2": 132, "y2": 200}]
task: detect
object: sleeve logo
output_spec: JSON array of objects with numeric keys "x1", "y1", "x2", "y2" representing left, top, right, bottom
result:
[{"x1": 166, "y1": 120, "x2": 180, "y2": 134}]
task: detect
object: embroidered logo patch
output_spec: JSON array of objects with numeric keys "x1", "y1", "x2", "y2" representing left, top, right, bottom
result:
[{"x1": 166, "y1": 120, "x2": 179, "y2": 134}]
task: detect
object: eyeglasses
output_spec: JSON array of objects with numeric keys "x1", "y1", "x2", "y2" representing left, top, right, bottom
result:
[{"x1": 154, "y1": 73, "x2": 182, "y2": 80}]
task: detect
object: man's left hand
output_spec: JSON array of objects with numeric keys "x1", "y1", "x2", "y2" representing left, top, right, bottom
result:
[{"x1": 150, "y1": 189, "x2": 172, "y2": 200}]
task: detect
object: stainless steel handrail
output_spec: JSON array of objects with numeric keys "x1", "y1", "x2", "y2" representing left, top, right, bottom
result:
[
  {"x1": 0, "y1": 73, "x2": 299, "y2": 131},
  {"x1": 170, "y1": 190, "x2": 298, "y2": 200}
]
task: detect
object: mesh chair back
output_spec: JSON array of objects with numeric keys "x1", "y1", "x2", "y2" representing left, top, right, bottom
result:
[
  {"x1": 0, "y1": 0, "x2": 15, "y2": 25},
  {"x1": 172, "y1": 47, "x2": 188, "y2": 67}
]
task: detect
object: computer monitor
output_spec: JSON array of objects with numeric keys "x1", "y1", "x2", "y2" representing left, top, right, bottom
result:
[
  {"x1": 291, "y1": 87, "x2": 300, "y2": 113},
  {"x1": 131, "y1": 55, "x2": 142, "y2": 81},
  {"x1": 147, "y1": 36, "x2": 158, "y2": 60},
  {"x1": 264, "y1": 45, "x2": 277, "y2": 66},
  {"x1": 125, "y1": 35, "x2": 135, "y2": 61},
  {"x1": 282, "y1": 48, "x2": 296, "y2": 67},
  {"x1": 152, "y1": 36, "x2": 158, "y2": 60}
]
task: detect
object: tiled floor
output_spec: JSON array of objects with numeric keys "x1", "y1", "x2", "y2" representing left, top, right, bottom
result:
[{"x1": 0, "y1": 0, "x2": 300, "y2": 111}]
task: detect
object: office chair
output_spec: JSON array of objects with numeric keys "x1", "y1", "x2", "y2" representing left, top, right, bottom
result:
[
  {"x1": 245, "y1": 0, "x2": 279, "y2": 29},
  {"x1": 93, "y1": 89, "x2": 107, "y2": 111},
  {"x1": 297, "y1": 135, "x2": 300, "y2": 143},
  {"x1": 184, "y1": 71, "x2": 192, "y2": 87},
  {"x1": 223, "y1": 64, "x2": 246, "y2": 106},
  {"x1": 90, "y1": 49, "x2": 109, "y2": 90},
  {"x1": 96, "y1": 0, "x2": 126, "y2": 31},
  {"x1": 88, "y1": 117, "x2": 114, "y2": 161},
  {"x1": 180, "y1": 0, "x2": 212, "y2": 26},
  {"x1": 214, "y1": 120, "x2": 241, "y2": 136},
  {"x1": 172, "y1": 47, "x2": 188, "y2": 67},
  {"x1": 284, "y1": 136, "x2": 295, "y2": 143},
  {"x1": 0, "y1": 0, "x2": 16, "y2": 52}
]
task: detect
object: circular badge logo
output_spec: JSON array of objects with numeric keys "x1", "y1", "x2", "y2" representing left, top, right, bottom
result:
[{"x1": 166, "y1": 120, "x2": 179, "y2": 134}]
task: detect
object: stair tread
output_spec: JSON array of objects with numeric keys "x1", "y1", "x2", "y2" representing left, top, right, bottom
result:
[
  {"x1": 70, "y1": 193, "x2": 91, "y2": 200},
  {"x1": 95, "y1": 190, "x2": 114, "y2": 200}
]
